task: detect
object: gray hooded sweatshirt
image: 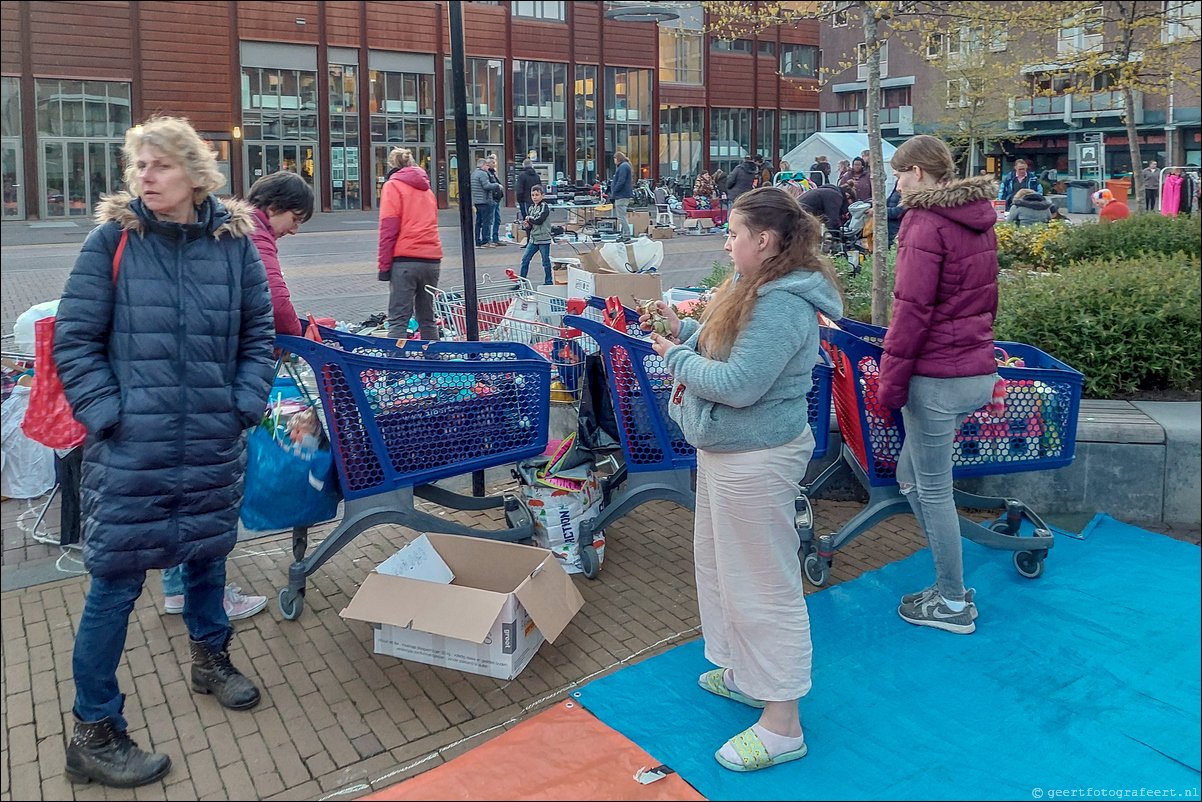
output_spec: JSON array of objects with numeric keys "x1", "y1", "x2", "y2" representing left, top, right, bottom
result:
[{"x1": 665, "y1": 269, "x2": 844, "y2": 453}]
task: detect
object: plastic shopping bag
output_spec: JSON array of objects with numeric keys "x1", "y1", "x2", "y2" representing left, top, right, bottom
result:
[
  {"x1": 240, "y1": 425, "x2": 341, "y2": 531},
  {"x1": 20, "y1": 317, "x2": 87, "y2": 450}
]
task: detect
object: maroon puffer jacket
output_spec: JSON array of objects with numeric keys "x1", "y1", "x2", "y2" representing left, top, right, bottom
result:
[{"x1": 877, "y1": 175, "x2": 999, "y2": 409}]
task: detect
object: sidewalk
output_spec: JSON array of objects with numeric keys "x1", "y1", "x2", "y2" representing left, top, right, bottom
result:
[{"x1": 0, "y1": 484, "x2": 934, "y2": 801}]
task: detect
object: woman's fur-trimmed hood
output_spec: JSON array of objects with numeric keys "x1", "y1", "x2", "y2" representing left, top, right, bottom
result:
[
  {"x1": 94, "y1": 192, "x2": 256, "y2": 240},
  {"x1": 900, "y1": 175, "x2": 998, "y2": 210},
  {"x1": 901, "y1": 175, "x2": 999, "y2": 234}
]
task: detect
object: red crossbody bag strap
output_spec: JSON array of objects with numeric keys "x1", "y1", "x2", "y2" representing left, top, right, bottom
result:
[{"x1": 112, "y1": 229, "x2": 129, "y2": 285}]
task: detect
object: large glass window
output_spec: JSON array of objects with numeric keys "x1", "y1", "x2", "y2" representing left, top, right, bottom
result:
[
  {"x1": 513, "y1": 60, "x2": 568, "y2": 183},
  {"x1": 575, "y1": 65, "x2": 597, "y2": 185},
  {"x1": 369, "y1": 69, "x2": 435, "y2": 203},
  {"x1": 710, "y1": 107, "x2": 752, "y2": 175},
  {"x1": 604, "y1": 67, "x2": 653, "y2": 181},
  {"x1": 512, "y1": 1, "x2": 564, "y2": 20},
  {"x1": 659, "y1": 106, "x2": 704, "y2": 185},
  {"x1": 659, "y1": 31, "x2": 703, "y2": 84},
  {"x1": 445, "y1": 57, "x2": 505, "y2": 205},
  {"x1": 3, "y1": 77, "x2": 23, "y2": 220},
  {"x1": 241, "y1": 66, "x2": 319, "y2": 206},
  {"x1": 779, "y1": 110, "x2": 817, "y2": 162},
  {"x1": 781, "y1": 44, "x2": 818, "y2": 78},
  {"x1": 711, "y1": 38, "x2": 752, "y2": 53},
  {"x1": 34, "y1": 79, "x2": 130, "y2": 218}
]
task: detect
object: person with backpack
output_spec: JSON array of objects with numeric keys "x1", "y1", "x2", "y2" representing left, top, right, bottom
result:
[
  {"x1": 54, "y1": 115, "x2": 274, "y2": 788},
  {"x1": 486, "y1": 155, "x2": 506, "y2": 246},
  {"x1": 471, "y1": 158, "x2": 496, "y2": 248}
]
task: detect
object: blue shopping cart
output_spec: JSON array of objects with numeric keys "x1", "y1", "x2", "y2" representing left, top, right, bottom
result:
[
  {"x1": 272, "y1": 334, "x2": 551, "y2": 620},
  {"x1": 564, "y1": 305, "x2": 834, "y2": 577},
  {"x1": 797, "y1": 318, "x2": 1084, "y2": 586}
]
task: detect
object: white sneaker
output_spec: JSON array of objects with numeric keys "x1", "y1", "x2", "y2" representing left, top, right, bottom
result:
[
  {"x1": 224, "y1": 584, "x2": 268, "y2": 621},
  {"x1": 163, "y1": 594, "x2": 185, "y2": 614}
]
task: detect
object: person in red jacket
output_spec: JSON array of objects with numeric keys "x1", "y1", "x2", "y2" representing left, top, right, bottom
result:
[
  {"x1": 879, "y1": 135, "x2": 1002, "y2": 635},
  {"x1": 245, "y1": 171, "x2": 314, "y2": 338},
  {"x1": 378, "y1": 148, "x2": 444, "y2": 339},
  {"x1": 1092, "y1": 188, "x2": 1130, "y2": 222}
]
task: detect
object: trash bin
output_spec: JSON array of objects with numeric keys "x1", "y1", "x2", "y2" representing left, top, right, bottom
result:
[
  {"x1": 1065, "y1": 180, "x2": 1098, "y2": 214},
  {"x1": 1105, "y1": 179, "x2": 1132, "y2": 199}
]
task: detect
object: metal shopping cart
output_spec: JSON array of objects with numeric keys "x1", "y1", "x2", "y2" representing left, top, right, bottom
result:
[
  {"x1": 797, "y1": 318, "x2": 1084, "y2": 586},
  {"x1": 564, "y1": 307, "x2": 834, "y2": 576},
  {"x1": 272, "y1": 334, "x2": 551, "y2": 620},
  {"x1": 427, "y1": 274, "x2": 536, "y2": 341}
]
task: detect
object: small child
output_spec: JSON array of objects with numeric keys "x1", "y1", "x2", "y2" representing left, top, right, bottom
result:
[
  {"x1": 643, "y1": 186, "x2": 843, "y2": 772},
  {"x1": 519, "y1": 184, "x2": 554, "y2": 285}
]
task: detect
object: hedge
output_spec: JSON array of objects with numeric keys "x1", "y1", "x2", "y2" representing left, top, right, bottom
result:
[
  {"x1": 994, "y1": 254, "x2": 1201, "y2": 398},
  {"x1": 996, "y1": 213, "x2": 1201, "y2": 272}
]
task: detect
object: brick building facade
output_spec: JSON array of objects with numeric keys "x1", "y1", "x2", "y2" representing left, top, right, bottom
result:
[{"x1": 0, "y1": 0, "x2": 821, "y2": 219}]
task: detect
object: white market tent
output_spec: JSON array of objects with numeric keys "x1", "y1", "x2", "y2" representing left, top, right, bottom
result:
[{"x1": 780, "y1": 133, "x2": 898, "y2": 195}]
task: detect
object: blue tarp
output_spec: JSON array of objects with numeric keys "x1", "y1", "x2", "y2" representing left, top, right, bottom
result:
[{"x1": 577, "y1": 515, "x2": 1201, "y2": 800}]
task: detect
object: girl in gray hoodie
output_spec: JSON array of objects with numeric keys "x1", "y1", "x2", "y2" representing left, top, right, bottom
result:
[{"x1": 643, "y1": 187, "x2": 844, "y2": 772}]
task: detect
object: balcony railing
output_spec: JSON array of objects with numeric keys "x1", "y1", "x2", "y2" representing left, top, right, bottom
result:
[
  {"x1": 825, "y1": 110, "x2": 861, "y2": 128},
  {"x1": 823, "y1": 106, "x2": 907, "y2": 130},
  {"x1": 1012, "y1": 90, "x2": 1136, "y2": 120}
]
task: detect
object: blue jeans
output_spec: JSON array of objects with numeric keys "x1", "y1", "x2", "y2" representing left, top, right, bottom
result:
[
  {"x1": 491, "y1": 204, "x2": 503, "y2": 243},
  {"x1": 474, "y1": 203, "x2": 494, "y2": 246},
  {"x1": 74, "y1": 556, "x2": 231, "y2": 729},
  {"x1": 520, "y1": 241, "x2": 552, "y2": 285},
  {"x1": 162, "y1": 564, "x2": 184, "y2": 596}
]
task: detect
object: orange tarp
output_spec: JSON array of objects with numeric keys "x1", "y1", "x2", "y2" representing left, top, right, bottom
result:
[{"x1": 362, "y1": 701, "x2": 706, "y2": 801}]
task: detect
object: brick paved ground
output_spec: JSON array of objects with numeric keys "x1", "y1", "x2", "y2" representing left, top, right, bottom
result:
[{"x1": 1, "y1": 483, "x2": 1196, "y2": 802}]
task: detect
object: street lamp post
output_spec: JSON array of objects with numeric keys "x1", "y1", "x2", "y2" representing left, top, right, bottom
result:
[{"x1": 448, "y1": 1, "x2": 486, "y2": 496}]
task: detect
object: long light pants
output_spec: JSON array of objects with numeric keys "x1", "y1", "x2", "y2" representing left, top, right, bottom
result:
[{"x1": 694, "y1": 428, "x2": 816, "y2": 702}]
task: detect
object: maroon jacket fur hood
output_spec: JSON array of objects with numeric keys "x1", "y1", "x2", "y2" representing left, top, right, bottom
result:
[{"x1": 877, "y1": 175, "x2": 999, "y2": 409}]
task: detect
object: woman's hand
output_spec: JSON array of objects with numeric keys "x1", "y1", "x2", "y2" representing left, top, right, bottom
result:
[
  {"x1": 638, "y1": 300, "x2": 682, "y2": 339},
  {"x1": 649, "y1": 332, "x2": 676, "y2": 358}
]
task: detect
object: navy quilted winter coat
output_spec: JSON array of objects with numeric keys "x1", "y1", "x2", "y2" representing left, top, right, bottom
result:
[
  {"x1": 877, "y1": 175, "x2": 1000, "y2": 410},
  {"x1": 54, "y1": 193, "x2": 275, "y2": 578}
]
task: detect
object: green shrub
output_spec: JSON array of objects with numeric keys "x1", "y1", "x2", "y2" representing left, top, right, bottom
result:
[
  {"x1": 840, "y1": 247, "x2": 896, "y2": 323},
  {"x1": 996, "y1": 213, "x2": 1201, "y2": 271},
  {"x1": 995, "y1": 254, "x2": 1201, "y2": 398},
  {"x1": 698, "y1": 260, "x2": 732, "y2": 289}
]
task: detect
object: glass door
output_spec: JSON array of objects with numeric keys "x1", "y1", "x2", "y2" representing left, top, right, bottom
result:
[
  {"x1": 245, "y1": 141, "x2": 318, "y2": 207},
  {"x1": 2, "y1": 139, "x2": 23, "y2": 220},
  {"x1": 38, "y1": 138, "x2": 121, "y2": 219}
]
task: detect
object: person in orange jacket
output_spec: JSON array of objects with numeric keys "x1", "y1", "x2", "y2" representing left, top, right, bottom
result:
[
  {"x1": 1092, "y1": 188, "x2": 1130, "y2": 223},
  {"x1": 378, "y1": 148, "x2": 444, "y2": 339}
]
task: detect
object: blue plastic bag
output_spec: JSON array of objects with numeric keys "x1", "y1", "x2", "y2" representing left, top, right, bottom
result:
[{"x1": 240, "y1": 426, "x2": 340, "y2": 531}]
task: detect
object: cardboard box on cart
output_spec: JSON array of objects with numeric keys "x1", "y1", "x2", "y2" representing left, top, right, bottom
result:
[
  {"x1": 568, "y1": 253, "x2": 663, "y2": 302},
  {"x1": 340, "y1": 533, "x2": 584, "y2": 680}
]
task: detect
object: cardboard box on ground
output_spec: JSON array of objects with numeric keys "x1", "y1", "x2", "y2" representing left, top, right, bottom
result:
[
  {"x1": 626, "y1": 211, "x2": 650, "y2": 236},
  {"x1": 510, "y1": 222, "x2": 527, "y2": 244},
  {"x1": 340, "y1": 533, "x2": 585, "y2": 680},
  {"x1": 650, "y1": 226, "x2": 674, "y2": 240}
]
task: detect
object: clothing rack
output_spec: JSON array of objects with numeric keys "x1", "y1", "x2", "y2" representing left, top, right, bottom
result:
[{"x1": 1158, "y1": 165, "x2": 1200, "y2": 214}]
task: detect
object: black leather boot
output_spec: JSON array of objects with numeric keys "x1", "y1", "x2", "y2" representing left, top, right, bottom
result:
[
  {"x1": 190, "y1": 637, "x2": 261, "y2": 710},
  {"x1": 64, "y1": 716, "x2": 171, "y2": 787}
]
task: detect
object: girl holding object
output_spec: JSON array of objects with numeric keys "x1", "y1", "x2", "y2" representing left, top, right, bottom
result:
[{"x1": 642, "y1": 186, "x2": 843, "y2": 772}]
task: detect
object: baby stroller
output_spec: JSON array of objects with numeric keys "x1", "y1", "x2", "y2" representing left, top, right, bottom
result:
[{"x1": 825, "y1": 200, "x2": 872, "y2": 274}]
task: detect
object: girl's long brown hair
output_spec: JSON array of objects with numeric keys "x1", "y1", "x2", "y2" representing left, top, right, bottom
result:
[{"x1": 696, "y1": 186, "x2": 840, "y2": 361}]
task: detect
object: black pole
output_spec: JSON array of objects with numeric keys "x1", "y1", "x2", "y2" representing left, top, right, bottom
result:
[{"x1": 448, "y1": 1, "x2": 486, "y2": 497}]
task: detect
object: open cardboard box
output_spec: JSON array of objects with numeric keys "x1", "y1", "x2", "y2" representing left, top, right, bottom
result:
[
  {"x1": 340, "y1": 533, "x2": 584, "y2": 680},
  {"x1": 568, "y1": 252, "x2": 662, "y2": 302},
  {"x1": 626, "y1": 211, "x2": 650, "y2": 236}
]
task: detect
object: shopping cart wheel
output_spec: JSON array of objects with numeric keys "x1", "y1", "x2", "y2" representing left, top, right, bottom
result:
[
  {"x1": 803, "y1": 552, "x2": 829, "y2": 587},
  {"x1": 1012, "y1": 550, "x2": 1045, "y2": 579},
  {"x1": 278, "y1": 587, "x2": 305, "y2": 621},
  {"x1": 580, "y1": 544, "x2": 601, "y2": 579}
]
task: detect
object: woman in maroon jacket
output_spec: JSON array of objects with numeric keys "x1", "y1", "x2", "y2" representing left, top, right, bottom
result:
[
  {"x1": 245, "y1": 171, "x2": 314, "y2": 338},
  {"x1": 877, "y1": 135, "x2": 1000, "y2": 636}
]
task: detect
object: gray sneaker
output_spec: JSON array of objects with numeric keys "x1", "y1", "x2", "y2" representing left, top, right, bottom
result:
[
  {"x1": 898, "y1": 593, "x2": 976, "y2": 634},
  {"x1": 899, "y1": 585, "x2": 978, "y2": 620}
]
